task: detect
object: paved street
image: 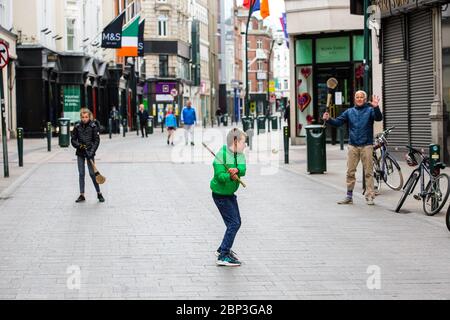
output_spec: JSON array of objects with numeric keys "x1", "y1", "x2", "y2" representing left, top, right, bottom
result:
[{"x1": 1, "y1": 126, "x2": 450, "y2": 300}]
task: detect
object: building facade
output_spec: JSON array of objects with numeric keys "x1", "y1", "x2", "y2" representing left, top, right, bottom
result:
[
  {"x1": 272, "y1": 30, "x2": 290, "y2": 111},
  {"x1": 375, "y1": 0, "x2": 450, "y2": 162},
  {"x1": 0, "y1": 0, "x2": 17, "y2": 139},
  {"x1": 285, "y1": 0, "x2": 374, "y2": 145}
]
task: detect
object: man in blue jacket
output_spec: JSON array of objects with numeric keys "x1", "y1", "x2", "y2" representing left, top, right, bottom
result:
[
  {"x1": 182, "y1": 100, "x2": 197, "y2": 146},
  {"x1": 323, "y1": 91, "x2": 382, "y2": 205}
]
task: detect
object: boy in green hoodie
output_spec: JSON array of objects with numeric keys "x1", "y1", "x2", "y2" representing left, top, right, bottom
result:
[{"x1": 210, "y1": 128, "x2": 247, "y2": 267}]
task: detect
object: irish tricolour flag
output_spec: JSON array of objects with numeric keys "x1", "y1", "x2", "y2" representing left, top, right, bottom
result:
[{"x1": 117, "y1": 15, "x2": 140, "y2": 57}]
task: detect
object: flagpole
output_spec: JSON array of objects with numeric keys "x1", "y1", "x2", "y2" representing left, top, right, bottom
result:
[{"x1": 244, "y1": 1, "x2": 254, "y2": 118}]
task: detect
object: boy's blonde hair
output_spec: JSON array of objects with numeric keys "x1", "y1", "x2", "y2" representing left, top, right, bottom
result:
[
  {"x1": 80, "y1": 108, "x2": 93, "y2": 120},
  {"x1": 227, "y1": 128, "x2": 247, "y2": 147}
]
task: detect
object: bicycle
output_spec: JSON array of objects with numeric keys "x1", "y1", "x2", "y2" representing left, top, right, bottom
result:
[
  {"x1": 447, "y1": 205, "x2": 450, "y2": 232},
  {"x1": 395, "y1": 146, "x2": 450, "y2": 215},
  {"x1": 372, "y1": 126, "x2": 404, "y2": 193}
]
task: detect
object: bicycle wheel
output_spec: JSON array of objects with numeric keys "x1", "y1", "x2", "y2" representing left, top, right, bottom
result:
[
  {"x1": 446, "y1": 206, "x2": 450, "y2": 232},
  {"x1": 423, "y1": 173, "x2": 450, "y2": 216},
  {"x1": 383, "y1": 155, "x2": 404, "y2": 191},
  {"x1": 395, "y1": 173, "x2": 419, "y2": 213},
  {"x1": 373, "y1": 155, "x2": 382, "y2": 194}
]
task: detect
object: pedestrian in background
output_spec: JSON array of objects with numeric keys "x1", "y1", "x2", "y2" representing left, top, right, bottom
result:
[
  {"x1": 138, "y1": 104, "x2": 149, "y2": 138},
  {"x1": 71, "y1": 108, "x2": 105, "y2": 203},
  {"x1": 210, "y1": 128, "x2": 247, "y2": 267},
  {"x1": 110, "y1": 106, "x2": 119, "y2": 134},
  {"x1": 216, "y1": 108, "x2": 222, "y2": 127},
  {"x1": 182, "y1": 100, "x2": 197, "y2": 146},
  {"x1": 165, "y1": 107, "x2": 177, "y2": 146},
  {"x1": 323, "y1": 91, "x2": 382, "y2": 206}
]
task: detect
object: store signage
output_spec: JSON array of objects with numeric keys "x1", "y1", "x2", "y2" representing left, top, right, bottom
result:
[
  {"x1": 0, "y1": 40, "x2": 9, "y2": 70},
  {"x1": 269, "y1": 80, "x2": 275, "y2": 93},
  {"x1": 156, "y1": 94, "x2": 174, "y2": 102},
  {"x1": 63, "y1": 86, "x2": 81, "y2": 123},
  {"x1": 257, "y1": 72, "x2": 267, "y2": 80},
  {"x1": 156, "y1": 82, "x2": 177, "y2": 94},
  {"x1": 374, "y1": 0, "x2": 445, "y2": 17},
  {"x1": 316, "y1": 37, "x2": 350, "y2": 63}
]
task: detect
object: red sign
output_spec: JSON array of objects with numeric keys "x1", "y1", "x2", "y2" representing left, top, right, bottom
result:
[
  {"x1": 0, "y1": 40, "x2": 9, "y2": 70},
  {"x1": 170, "y1": 88, "x2": 178, "y2": 97}
]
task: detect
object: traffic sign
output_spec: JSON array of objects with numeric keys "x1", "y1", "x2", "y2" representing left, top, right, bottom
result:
[
  {"x1": 170, "y1": 88, "x2": 178, "y2": 97},
  {"x1": 0, "y1": 40, "x2": 9, "y2": 70}
]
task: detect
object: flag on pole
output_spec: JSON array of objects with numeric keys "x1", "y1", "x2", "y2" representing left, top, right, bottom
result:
[
  {"x1": 280, "y1": 12, "x2": 289, "y2": 48},
  {"x1": 243, "y1": 0, "x2": 260, "y2": 12},
  {"x1": 101, "y1": 11, "x2": 125, "y2": 48},
  {"x1": 117, "y1": 15, "x2": 140, "y2": 57},
  {"x1": 138, "y1": 19, "x2": 145, "y2": 57},
  {"x1": 261, "y1": 0, "x2": 270, "y2": 19}
]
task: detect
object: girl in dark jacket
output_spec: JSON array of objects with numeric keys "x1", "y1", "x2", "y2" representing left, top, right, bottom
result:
[{"x1": 71, "y1": 108, "x2": 105, "y2": 203}]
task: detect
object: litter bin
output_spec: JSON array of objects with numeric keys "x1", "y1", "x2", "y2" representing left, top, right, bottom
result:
[
  {"x1": 147, "y1": 116, "x2": 154, "y2": 134},
  {"x1": 58, "y1": 118, "x2": 70, "y2": 148},
  {"x1": 257, "y1": 115, "x2": 266, "y2": 133},
  {"x1": 270, "y1": 116, "x2": 278, "y2": 130},
  {"x1": 305, "y1": 125, "x2": 327, "y2": 173},
  {"x1": 223, "y1": 114, "x2": 229, "y2": 127},
  {"x1": 242, "y1": 116, "x2": 252, "y2": 133}
]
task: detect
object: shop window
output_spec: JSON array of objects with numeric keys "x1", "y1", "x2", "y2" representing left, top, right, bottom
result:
[{"x1": 295, "y1": 66, "x2": 314, "y2": 137}]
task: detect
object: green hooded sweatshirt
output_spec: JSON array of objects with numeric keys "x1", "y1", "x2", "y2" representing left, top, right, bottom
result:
[{"x1": 210, "y1": 145, "x2": 247, "y2": 196}]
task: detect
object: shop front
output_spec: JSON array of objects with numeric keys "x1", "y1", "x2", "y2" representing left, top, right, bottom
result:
[
  {"x1": 378, "y1": 0, "x2": 450, "y2": 157},
  {"x1": 294, "y1": 32, "x2": 369, "y2": 143},
  {"x1": 148, "y1": 81, "x2": 182, "y2": 127}
]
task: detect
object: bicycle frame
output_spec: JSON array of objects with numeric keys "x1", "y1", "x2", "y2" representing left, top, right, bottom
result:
[{"x1": 404, "y1": 156, "x2": 432, "y2": 198}]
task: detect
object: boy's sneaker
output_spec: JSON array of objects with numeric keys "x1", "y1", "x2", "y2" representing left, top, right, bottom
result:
[
  {"x1": 215, "y1": 250, "x2": 239, "y2": 260},
  {"x1": 75, "y1": 195, "x2": 86, "y2": 203},
  {"x1": 337, "y1": 197, "x2": 353, "y2": 205},
  {"x1": 98, "y1": 193, "x2": 105, "y2": 203},
  {"x1": 216, "y1": 254, "x2": 241, "y2": 267},
  {"x1": 366, "y1": 198, "x2": 375, "y2": 205}
]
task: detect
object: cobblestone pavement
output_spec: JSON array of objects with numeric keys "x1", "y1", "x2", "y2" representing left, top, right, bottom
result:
[{"x1": 1, "y1": 126, "x2": 450, "y2": 299}]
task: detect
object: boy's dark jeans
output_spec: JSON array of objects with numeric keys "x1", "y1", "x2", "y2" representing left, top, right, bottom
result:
[
  {"x1": 77, "y1": 156, "x2": 100, "y2": 194},
  {"x1": 212, "y1": 193, "x2": 241, "y2": 256}
]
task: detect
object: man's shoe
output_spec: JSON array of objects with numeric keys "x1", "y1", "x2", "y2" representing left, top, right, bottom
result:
[
  {"x1": 167, "y1": 139, "x2": 170, "y2": 145},
  {"x1": 75, "y1": 195, "x2": 86, "y2": 203},
  {"x1": 98, "y1": 193, "x2": 105, "y2": 203},
  {"x1": 366, "y1": 198, "x2": 375, "y2": 206},
  {"x1": 337, "y1": 197, "x2": 353, "y2": 205},
  {"x1": 171, "y1": 142, "x2": 174, "y2": 146},
  {"x1": 215, "y1": 250, "x2": 239, "y2": 260},
  {"x1": 191, "y1": 142, "x2": 195, "y2": 146},
  {"x1": 216, "y1": 254, "x2": 241, "y2": 267}
]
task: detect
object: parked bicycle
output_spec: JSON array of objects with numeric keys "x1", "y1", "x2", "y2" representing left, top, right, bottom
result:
[
  {"x1": 395, "y1": 145, "x2": 450, "y2": 215},
  {"x1": 446, "y1": 205, "x2": 450, "y2": 232},
  {"x1": 372, "y1": 126, "x2": 404, "y2": 192}
]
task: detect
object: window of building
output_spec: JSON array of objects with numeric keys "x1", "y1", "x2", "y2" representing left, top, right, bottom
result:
[
  {"x1": 159, "y1": 55, "x2": 169, "y2": 77},
  {"x1": 258, "y1": 81, "x2": 263, "y2": 93},
  {"x1": 0, "y1": 0, "x2": 12, "y2": 30},
  {"x1": 158, "y1": 14, "x2": 168, "y2": 37},
  {"x1": 257, "y1": 39, "x2": 263, "y2": 49},
  {"x1": 66, "y1": 18, "x2": 76, "y2": 51},
  {"x1": 257, "y1": 61, "x2": 263, "y2": 71}
]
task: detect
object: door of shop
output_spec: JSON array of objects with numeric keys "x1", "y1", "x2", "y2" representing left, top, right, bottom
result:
[{"x1": 316, "y1": 65, "x2": 352, "y2": 144}]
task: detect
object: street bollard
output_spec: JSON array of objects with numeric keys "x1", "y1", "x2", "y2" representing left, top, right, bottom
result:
[
  {"x1": 46, "y1": 122, "x2": 52, "y2": 152},
  {"x1": 17, "y1": 128, "x2": 24, "y2": 167},
  {"x1": 136, "y1": 115, "x2": 140, "y2": 136},
  {"x1": 247, "y1": 129, "x2": 254, "y2": 151},
  {"x1": 339, "y1": 126, "x2": 344, "y2": 151},
  {"x1": 268, "y1": 116, "x2": 271, "y2": 133},
  {"x1": 122, "y1": 119, "x2": 127, "y2": 137},
  {"x1": 203, "y1": 117, "x2": 206, "y2": 129},
  {"x1": 283, "y1": 126, "x2": 289, "y2": 164},
  {"x1": 109, "y1": 118, "x2": 113, "y2": 139}
]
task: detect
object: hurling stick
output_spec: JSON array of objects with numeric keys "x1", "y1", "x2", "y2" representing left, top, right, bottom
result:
[
  {"x1": 202, "y1": 142, "x2": 246, "y2": 188},
  {"x1": 89, "y1": 159, "x2": 106, "y2": 185}
]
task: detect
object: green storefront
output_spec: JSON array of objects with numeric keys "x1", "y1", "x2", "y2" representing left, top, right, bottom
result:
[{"x1": 294, "y1": 32, "x2": 372, "y2": 143}]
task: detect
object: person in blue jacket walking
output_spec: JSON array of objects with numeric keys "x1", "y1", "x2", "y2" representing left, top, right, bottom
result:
[
  {"x1": 165, "y1": 107, "x2": 177, "y2": 146},
  {"x1": 182, "y1": 100, "x2": 197, "y2": 146},
  {"x1": 323, "y1": 90, "x2": 382, "y2": 206}
]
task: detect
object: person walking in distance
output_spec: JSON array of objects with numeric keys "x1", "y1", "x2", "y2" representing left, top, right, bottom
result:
[
  {"x1": 165, "y1": 107, "x2": 177, "y2": 146},
  {"x1": 211, "y1": 128, "x2": 247, "y2": 267},
  {"x1": 138, "y1": 104, "x2": 150, "y2": 138},
  {"x1": 323, "y1": 91, "x2": 382, "y2": 205},
  {"x1": 71, "y1": 108, "x2": 105, "y2": 203},
  {"x1": 182, "y1": 100, "x2": 197, "y2": 146}
]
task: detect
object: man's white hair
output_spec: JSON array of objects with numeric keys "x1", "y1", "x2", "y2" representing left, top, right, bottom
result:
[{"x1": 355, "y1": 90, "x2": 368, "y2": 99}]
